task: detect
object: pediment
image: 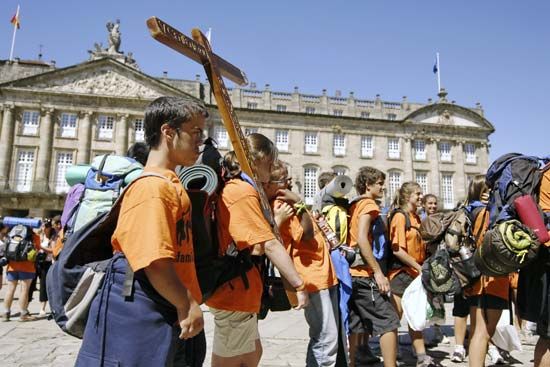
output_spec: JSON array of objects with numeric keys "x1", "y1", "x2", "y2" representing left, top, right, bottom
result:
[
  {"x1": 1, "y1": 58, "x2": 187, "y2": 100},
  {"x1": 405, "y1": 103, "x2": 494, "y2": 132}
]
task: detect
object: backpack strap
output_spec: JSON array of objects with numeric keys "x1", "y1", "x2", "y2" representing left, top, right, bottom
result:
[{"x1": 389, "y1": 208, "x2": 411, "y2": 231}]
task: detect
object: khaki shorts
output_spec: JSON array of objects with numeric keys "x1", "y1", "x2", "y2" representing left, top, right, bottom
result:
[{"x1": 210, "y1": 307, "x2": 260, "y2": 357}]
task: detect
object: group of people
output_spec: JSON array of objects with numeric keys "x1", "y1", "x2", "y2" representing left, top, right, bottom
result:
[
  {"x1": 0, "y1": 216, "x2": 61, "y2": 321},
  {"x1": 0, "y1": 94, "x2": 547, "y2": 367}
]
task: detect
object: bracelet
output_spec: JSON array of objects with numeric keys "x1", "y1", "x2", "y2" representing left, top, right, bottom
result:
[
  {"x1": 294, "y1": 201, "x2": 307, "y2": 215},
  {"x1": 295, "y1": 281, "x2": 307, "y2": 292}
]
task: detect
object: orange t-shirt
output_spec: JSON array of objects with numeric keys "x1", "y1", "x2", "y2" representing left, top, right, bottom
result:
[
  {"x1": 7, "y1": 232, "x2": 41, "y2": 273},
  {"x1": 539, "y1": 169, "x2": 550, "y2": 246},
  {"x1": 275, "y1": 199, "x2": 338, "y2": 292},
  {"x1": 467, "y1": 208, "x2": 509, "y2": 300},
  {"x1": 388, "y1": 211, "x2": 425, "y2": 279},
  {"x1": 205, "y1": 179, "x2": 275, "y2": 313},
  {"x1": 347, "y1": 198, "x2": 379, "y2": 277},
  {"x1": 111, "y1": 167, "x2": 202, "y2": 304}
]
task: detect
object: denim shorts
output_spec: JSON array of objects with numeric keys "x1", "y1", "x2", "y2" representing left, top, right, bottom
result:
[{"x1": 6, "y1": 271, "x2": 35, "y2": 281}]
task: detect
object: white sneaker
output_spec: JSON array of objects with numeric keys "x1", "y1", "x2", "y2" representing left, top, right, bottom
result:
[
  {"x1": 440, "y1": 335, "x2": 451, "y2": 345},
  {"x1": 451, "y1": 346, "x2": 466, "y2": 363},
  {"x1": 487, "y1": 345, "x2": 504, "y2": 364}
]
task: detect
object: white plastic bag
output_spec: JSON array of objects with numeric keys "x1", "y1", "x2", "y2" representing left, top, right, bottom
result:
[
  {"x1": 402, "y1": 276, "x2": 429, "y2": 331},
  {"x1": 492, "y1": 310, "x2": 522, "y2": 352}
]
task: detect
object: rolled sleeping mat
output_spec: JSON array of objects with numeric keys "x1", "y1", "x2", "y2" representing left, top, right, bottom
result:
[
  {"x1": 178, "y1": 164, "x2": 219, "y2": 197},
  {"x1": 324, "y1": 175, "x2": 353, "y2": 198},
  {"x1": 65, "y1": 165, "x2": 91, "y2": 187},
  {"x1": 2, "y1": 216, "x2": 42, "y2": 229}
]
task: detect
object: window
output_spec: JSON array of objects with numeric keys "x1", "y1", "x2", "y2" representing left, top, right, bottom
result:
[
  {"x1": 60, "y1": 113, "x2": 77, "y2": 138},
  {"x1": 388, "y1": 171, "x2": 402, "y2": 205},
  {"x1": 388, "y1": 138, "x2": 400, "y2": 159},
  {"x1": 441, "y1": 173, "x2": 454, "y2": 209},
  {"x1": 387, "y1": 113, "x2": 397, "y2": 121},
  {"x1": 15, "y1": 150, "x2": 34, "y2": 192},
  {"x1": 333, "y1": 109, "x2": 343, "y2": 117},
  {"x1": 275, "y1": 130, "x2": 289, "y2": 152},
  {"x1": 276, "y1": 104, "x2": 287, "y2": 112},
  {"x1": 333, "y1": 134, "x2": 346, "y2": 156},
  {"x1": 361, "y1": 136, "x2": 374, "y2": 158},
  {"x1": 97, "y1": 115, "x2": 114, "y2": 140},
  {"x1": 465, "y1": 143, "x2": 477, "y2": 164},
  {"x1": 305, "y1": 106, "x2": 315, "y2": 114},
  {"x1": 303, "y1": 167, "x2": 318, "y2": 205},
  {"x1": 360, "y1": 111, "x2": 370, "y2": 118},
  {"x1": 244, "y1": 126, "x2": 258, "y2": 136},
  {"x1": 304, "y1": 132, "x2": 318, "y2": 153},
  {"x1": 439, "y1": 142, "x2": 452, "y2": 161},
  {"x1": 134, "y1": 118, "x2": 145, "y2": 142},
  {"x1": 414, "y1": 140, "x2": 426, "y2": 160},
  {"x1": 55, "y1": 152, "x2": 73, "y2": 193},
  {"x1": 214, "y1": 125, "x2": 228, "y2": 148},
  {"x1": 22, "y1": 111, "x2": 39, "y2": 135},
  {"x1": 247, "y1": 102, "x2": 258, "y2": 109},
  {"x1": 415, "y1": 172, "x2": 428, "y2": 195},
  {"x1": 333, "y1": 166, "x2": 348, "y2": 176}
]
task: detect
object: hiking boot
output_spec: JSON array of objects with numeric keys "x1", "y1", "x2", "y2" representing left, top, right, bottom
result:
[
  {"x1": 1, "y1": 312, "x2": 10, "y2": 322},
  {"x1": 487, "y1": 345, "x2": 504, "y2": 364},
  {"x1": 19, "y1": 312, "x2": 36, "y2": 322},
  {"x1": 355, "y1": 344, "x2": 381, "y2": 365},
  {"x1": 451, "y1": 346, "x2": 466, "y2": 363}
]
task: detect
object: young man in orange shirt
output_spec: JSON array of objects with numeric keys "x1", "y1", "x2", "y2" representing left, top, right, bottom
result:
[
  {"x1": 76, "y1": 96, "x2": 206, "y2": 366},
  {"x1": 348, "y1": 167, "x2": 399, "y2": 367},
  {"x1": 265, "y1": 160, "x2": 340, "y2": 366}
]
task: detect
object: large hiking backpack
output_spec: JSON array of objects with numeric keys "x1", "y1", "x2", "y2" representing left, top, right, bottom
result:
[
  {"x1": 64, "y1": 154, "x2": 143, "y2": 238},
  {"x1": 322, "y1": 200, "x2": 350, "y2": 245},
  {"x1": 474, "y1": 153, "x2": 549, "y2": 276},
  {"x1": 47, "y1": 173, "x2": 167, "y2": 338},
  {"x1": 177, "y1": 138, "x2": 256, "y2": 301},
  {"x1": 5, "y1": 225, "x2": 36, "y2": 262}
]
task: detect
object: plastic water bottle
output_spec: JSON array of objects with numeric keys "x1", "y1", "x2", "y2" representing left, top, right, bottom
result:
[{"x1": 458, "y1": 245, "x2": 472, "y2": 260}]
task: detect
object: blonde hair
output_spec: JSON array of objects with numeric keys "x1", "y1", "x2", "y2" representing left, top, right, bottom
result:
[{"x1": 392, "y1": 181, "x2": 421, "y2": 211}]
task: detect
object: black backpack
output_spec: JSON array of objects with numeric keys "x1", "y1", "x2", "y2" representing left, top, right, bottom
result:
[
  {"x1": 178, "y1": 138, "x2": 256, "y2": 301},
  {"x1": 6, "y1": 225, "x2": 35, "y2": 262}
]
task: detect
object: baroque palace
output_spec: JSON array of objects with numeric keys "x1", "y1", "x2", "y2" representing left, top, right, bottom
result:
[{"x1": 0, "y1": 25, "x2": 494, "y2": 217}]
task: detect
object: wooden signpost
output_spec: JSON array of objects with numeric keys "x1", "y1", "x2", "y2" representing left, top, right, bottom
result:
[{"x1": 146, "y1": 16, "x2": 285, "y2": 255}]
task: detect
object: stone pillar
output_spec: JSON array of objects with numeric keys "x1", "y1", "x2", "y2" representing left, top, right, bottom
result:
[
  {"x1": 429, "y1": 138, "x2": 440, "y2": 199},
  {"x1": 127, "y1": 117, "x2": 136, "y2": 147},
  {"x1": 454, "y1": 141, "x2": 466, "y2": 202},
  {"x1": 76, "y1": 111, "x2": 93, "y2": 164},
  {"x1": 263, "y1": 84, "x2": 272, "y2": 110},
  {"x1": 0, "y1": 105, "x2": 15, "y2": 189},
  {"x1": 115, "y1": 114, "x2": 129, "y2": 156},
  {"x1": 34, "y1": 108, "x2": 55, "y2": 192},
  {"x1": 402, "y1": 137, "x2": 413, "y2": 181}
]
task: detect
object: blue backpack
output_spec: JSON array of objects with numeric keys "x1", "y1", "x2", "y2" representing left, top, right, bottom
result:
[
  {"x1": 47, "y1": 173, "x2": 167, "y2": 338},
  {"x1": 485, "y1": 153, "x2": 549, "y2": 226}
]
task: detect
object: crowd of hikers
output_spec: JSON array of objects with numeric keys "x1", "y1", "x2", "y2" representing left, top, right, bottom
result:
[{"x1": 0, "y1": 95, "x2": 548, "y2": 367}]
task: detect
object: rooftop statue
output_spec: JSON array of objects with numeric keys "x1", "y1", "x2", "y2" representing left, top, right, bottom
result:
[{"x1": 106, "y1": 19, "x2": 122, "y2": 54}]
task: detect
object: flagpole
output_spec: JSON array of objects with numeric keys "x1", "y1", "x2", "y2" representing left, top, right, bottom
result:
[
  {"x1": 436, "y1": 52, "x2": 441, "y2": 92},
  {"x1": 9, "y1": 5, "x2": 20, "y2": 61}
]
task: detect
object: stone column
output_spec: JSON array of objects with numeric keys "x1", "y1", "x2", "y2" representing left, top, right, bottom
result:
[
  {"x1": 115, "y1": 114, "x2": 129, "y2": 156},
  {"x1": 76, "y1": 111, "x2": 93, "y2": 164},
  {"x1": 402, "y1": 137, "x2": 413, "y2": 181},
  {"x1": 454, "y1": 141, "x2": 467, "y2": 202},
  {"x1": 429, "y1": 138, "x2": 440, "y2": 199},
  {"x1": 0, "y1": 105, "x2": 15, "y2": 189},
  {"x1": 34, "y1": 108, "x2": 55, "y2": 192},
  {"x1": 127, "y1": 117, "x2": 136, "y2": 147}
]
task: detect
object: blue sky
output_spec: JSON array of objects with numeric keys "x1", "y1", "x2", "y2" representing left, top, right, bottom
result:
[{"x1": 1, "y1": 1, "x2": 548, "y2": 162}]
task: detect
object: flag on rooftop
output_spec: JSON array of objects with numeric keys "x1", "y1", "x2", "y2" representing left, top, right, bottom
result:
[{"x1": 10, "y1": 6, "x2": 20, "y2": 29}]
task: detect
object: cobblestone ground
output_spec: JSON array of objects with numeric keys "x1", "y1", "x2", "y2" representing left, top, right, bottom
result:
[{"x1": 0, "y1": 281, "x2": 536, "y2": 366}]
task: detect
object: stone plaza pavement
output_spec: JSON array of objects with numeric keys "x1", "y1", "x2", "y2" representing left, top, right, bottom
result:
[{"x1": 0, "y1": 282, "x2": 536, "y2": 367}]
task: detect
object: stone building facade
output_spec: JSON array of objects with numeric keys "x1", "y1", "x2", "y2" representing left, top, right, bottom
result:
[{"x1": 0, "y1": 52, "x2": 494, "y2": 217}]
